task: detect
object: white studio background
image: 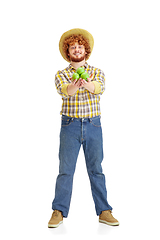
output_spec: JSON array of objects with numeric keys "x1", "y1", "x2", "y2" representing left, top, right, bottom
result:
[{"x1": 0, "y1": 0, "x2": 160, "y2": 239}]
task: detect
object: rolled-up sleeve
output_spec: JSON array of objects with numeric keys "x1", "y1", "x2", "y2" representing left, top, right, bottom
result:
[
  {"x1": 92, "y1": 68, "x2": 105, "y2": 95},
  {"x1": 55, "y1": 70, "x2": 69, "y2": 98}
]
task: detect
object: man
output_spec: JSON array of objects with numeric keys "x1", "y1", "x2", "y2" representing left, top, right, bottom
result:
[{"x1": 48, "y1": 28, "x2": 119, "y2": 228}]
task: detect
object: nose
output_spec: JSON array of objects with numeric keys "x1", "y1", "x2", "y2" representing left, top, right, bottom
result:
[{"x1": 75, "y1": 47, "x2": 79, "y2": 52}]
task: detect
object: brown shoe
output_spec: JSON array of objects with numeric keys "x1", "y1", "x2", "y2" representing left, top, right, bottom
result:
[
  {"x1": 48, "y1": 210, "x2": 63, "y2": 228},
  {"x1": 99, "y1": 210, "x2": 119, "y2": 226}
]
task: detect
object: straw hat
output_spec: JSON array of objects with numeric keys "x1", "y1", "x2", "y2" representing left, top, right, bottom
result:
[{"x1": 59, "y1": 28, "x2": 94, "y2": 62}]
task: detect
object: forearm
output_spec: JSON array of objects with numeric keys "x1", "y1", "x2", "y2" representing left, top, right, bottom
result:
[
  {"x1": 67, "y1": 83, "x2": 79, "y2": 96},
  {"x1": 84, "y1": 82, "x2": 95, "y2": 94},
  {"x1": 67, "y1": 78, "x2": 98, "y2": 96}
]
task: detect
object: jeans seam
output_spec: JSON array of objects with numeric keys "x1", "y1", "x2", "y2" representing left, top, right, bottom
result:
[{"x1": 90, "y1": 123, "x2": 101, "y2": 127}]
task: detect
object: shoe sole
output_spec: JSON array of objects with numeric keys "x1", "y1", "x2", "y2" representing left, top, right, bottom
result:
[
  {"x1": 99, "y1": 219, "x2": 119, "y2": 226},
  {"x1": 48, "y1": 221, "x2": 63, "y2": 228}
]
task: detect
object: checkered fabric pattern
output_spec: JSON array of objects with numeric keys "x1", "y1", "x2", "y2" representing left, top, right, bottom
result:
[{"x1": 55, "y1": 62, "x2": 105, "y2": 118}]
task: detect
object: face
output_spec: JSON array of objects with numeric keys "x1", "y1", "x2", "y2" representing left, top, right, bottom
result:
[{"x1": 68, "y1": 42, "x2": 86, "y2": 62}]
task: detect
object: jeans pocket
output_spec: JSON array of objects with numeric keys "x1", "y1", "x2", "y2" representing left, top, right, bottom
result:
[
  {"x1": 90, "y1": 117, "x2": 101, "y2": 127},
  {"x1": 61, "y1": 116, "x2": 73, "y2": 127}
]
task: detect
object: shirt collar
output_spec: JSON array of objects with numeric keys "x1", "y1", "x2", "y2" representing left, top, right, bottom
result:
[{"x1": 68, "y1": 62, "x2": 88, "y2": 71}]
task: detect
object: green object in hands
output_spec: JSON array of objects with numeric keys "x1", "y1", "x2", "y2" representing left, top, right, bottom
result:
[
  {"x1": 76, "y1": 67, "x2": 85, "y2": 75},
  {"x1": 81, "y1": 72, "x2": 89, "y2": 81},
  {"x1": 72, "y1": 73, "x2": 80, "y2": 80},
  {"x1": 72, "y1": 67, "x2": 89, "y2": 82}
]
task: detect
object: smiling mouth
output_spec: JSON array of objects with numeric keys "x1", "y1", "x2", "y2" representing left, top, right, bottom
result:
[
  {"x1": 70, "y1": 53, "x2": 86, "y2": 62},
  {"x1": 74, "y1": 53, "x2": 81, "y2": 56}
]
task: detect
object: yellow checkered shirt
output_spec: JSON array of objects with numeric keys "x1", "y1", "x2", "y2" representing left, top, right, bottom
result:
[{"x1": 55, "y1": 62, "x2": 105, "y2": 118}]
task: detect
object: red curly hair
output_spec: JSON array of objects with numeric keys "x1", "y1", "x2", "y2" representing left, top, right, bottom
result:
[{"x1": 62, "y1": 34, "x2": 91, "y2": 62}]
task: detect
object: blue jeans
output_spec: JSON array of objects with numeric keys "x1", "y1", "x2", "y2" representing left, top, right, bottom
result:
[{"x1": 52, "y1": 115, "x2": 112, "y2": 217}]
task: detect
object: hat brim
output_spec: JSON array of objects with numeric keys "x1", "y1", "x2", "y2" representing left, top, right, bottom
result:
[{"x1": 59, "y1": 28, "x2": 94, "y2": 62}]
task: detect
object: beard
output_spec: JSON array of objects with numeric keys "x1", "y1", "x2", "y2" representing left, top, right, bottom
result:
[{"x1": 69, "y1": 53, "x2": 86, "y2": 63}]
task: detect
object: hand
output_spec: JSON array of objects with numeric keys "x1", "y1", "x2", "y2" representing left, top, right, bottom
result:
[
  {"x1": 79, "y1": 74, "x2": 95, "y2": 93},
  {"x1": 80, "y1": 73, "x2": 94, "y2": 87},
  {"x1": 68, "y1": 74, "x2": 95, "y2": 95},
  {"x1": 70, "y1": 78, "x2": 84, "y2": 88},
  {"x1": 67, "y1": 78, "x2": 83, "y2": 95}
]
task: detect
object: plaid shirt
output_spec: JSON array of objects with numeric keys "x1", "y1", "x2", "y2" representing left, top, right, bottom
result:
[{"x1": 55, "y1": 62, "x2": 105, "y2": 118}]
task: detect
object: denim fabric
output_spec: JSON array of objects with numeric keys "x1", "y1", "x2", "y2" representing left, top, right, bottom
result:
[{"x1": 52, "y1": 115, "x2": 112, "y2": 217}]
